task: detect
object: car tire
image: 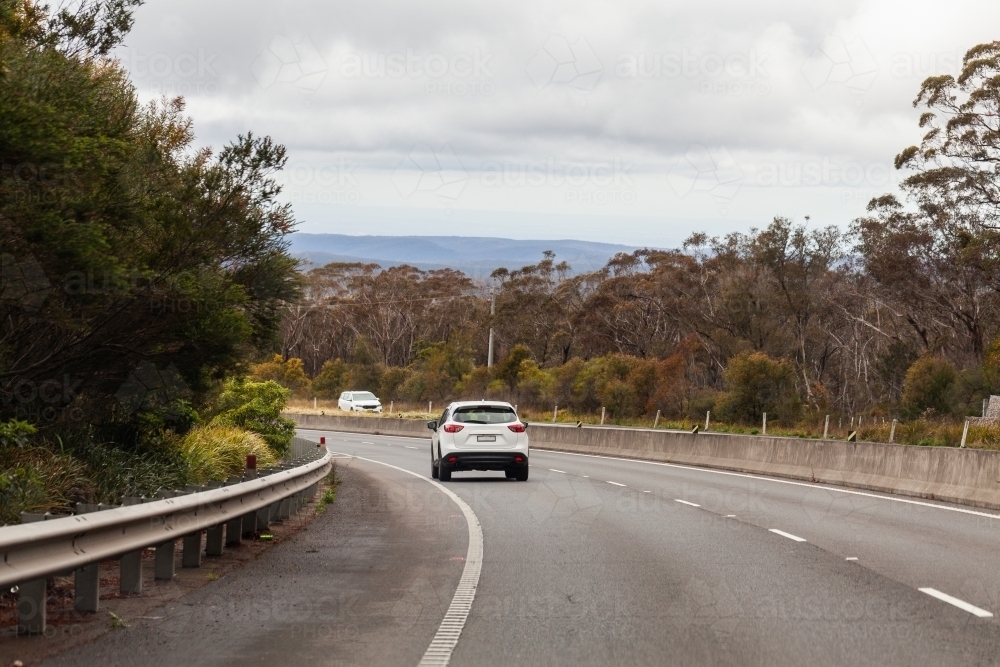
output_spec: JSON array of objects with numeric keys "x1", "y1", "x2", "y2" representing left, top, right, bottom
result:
[
  {"x1": 439, "y1": 466, "x2": 452, "y2": 482},
  {"x1": 431, "y1": 454, "x2": 439, "y2": 479},
  {"x1": 515, "y1": 467, "x2": 529, "y2": 482},
  {"x1": 505, "y1": 470, "x2": 516, "y2": 479}
]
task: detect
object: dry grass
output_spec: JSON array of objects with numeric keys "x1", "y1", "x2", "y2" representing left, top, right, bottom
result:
[{"x1": 179, "y1": 425, "x2": 278, "y2": 483}]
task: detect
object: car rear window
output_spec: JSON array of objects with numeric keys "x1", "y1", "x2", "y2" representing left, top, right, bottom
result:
[
  {"x1": 451, "y1": 406, "x2": 517, "y2": 424},
  {"x1": 353, "y1": 392, "x2": 377, "y2": 400}
]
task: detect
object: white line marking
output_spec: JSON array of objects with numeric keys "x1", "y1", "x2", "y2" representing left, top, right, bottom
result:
[
  {"x1": 404, "y1": 446, "x2": 418, "y2": 450},
  {"x1": 548, "y1": 469, "x2": 567, "y2": 473},
  {"x1": 919, "y1": 588, "x2": 993, "y2": 618},
  {"x1": 330, "y1": 452, "x2": 484, "y2": 666},
  {"x1": 643, "y1": 490, "x2": 651, "y2": 493},
  {"x1": 531, "y1": 447, "x2": 1000, "y2": 521},
  {"x1": 675, "y1": 499, "x2": 700, "y2": 507},
  {"x1": 769, "y1": 529, "x2": 807, "y2": 542},
  {"x1": 306, "y1": 430, "x2": 1000, "y2": 520},
  {"x1": 607, "y1": 481, "x2": 626, "y2": 487},
  {"x1": 362, "y1": 441, "x2": 374, "y2": 444},
  {"x1": 845, "y1": 557, "x2": 858, "y2": 561},
  {"x1": 724, "y1": 514, "x2": 736, "y2": 518}
]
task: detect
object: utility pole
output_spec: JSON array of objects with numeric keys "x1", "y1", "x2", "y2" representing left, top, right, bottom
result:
[{"x1": 487, "y1": 289, "x2": 495, "y2": 367}]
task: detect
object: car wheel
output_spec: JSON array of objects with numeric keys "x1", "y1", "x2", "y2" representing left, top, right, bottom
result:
[
  {"x1": 515, "y1": 467, "x2": 529, "y2": 482},
  {"x1": 439, "y1": 466, "x2": 452, "y2": 482},
  {"x1": 505, "y1": 470, "x2": 516, "y2": 479},
  {"x1": 431, "y1": 453, "x2": 439, "y2": 479}
]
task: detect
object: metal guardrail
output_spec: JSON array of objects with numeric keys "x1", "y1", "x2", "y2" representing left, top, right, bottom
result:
[{"x1": 1, "y1": 436, "x2": 331, "y2": 635}]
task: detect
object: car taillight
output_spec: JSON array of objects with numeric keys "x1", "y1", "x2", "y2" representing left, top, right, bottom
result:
[
  {"x1": 508, "y1": 423, "x2": 525, "y2": 433},
  {"x1": 514, "y1": 455, "x2": 525, "y2": 463},
  {"x1": 447, "y1": 455, "x2": 458, "y2": 464},
  {"x1": 443, "y1": 424, "x2": 464, "y2": 433}
]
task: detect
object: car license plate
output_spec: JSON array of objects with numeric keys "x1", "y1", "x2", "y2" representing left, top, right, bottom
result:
[{"x1": 477, "y1": 435, "x2": 496, "y2": 442}]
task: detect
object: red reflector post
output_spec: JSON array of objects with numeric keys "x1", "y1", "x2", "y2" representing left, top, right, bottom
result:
[
  {"x1": 246, "y1": 455, "x2": 256, "y2": 469},
  {"x1": 320, "y1": 436, "x2": 326, "y2": 445}
]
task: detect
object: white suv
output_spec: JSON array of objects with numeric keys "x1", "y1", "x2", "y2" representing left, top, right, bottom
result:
[
  {"x1": 338, "y1": 391, "x2": 383, "y2": 413},
  {"x1": 428, "y1": 401, "x2": 529, "y2": 482}
]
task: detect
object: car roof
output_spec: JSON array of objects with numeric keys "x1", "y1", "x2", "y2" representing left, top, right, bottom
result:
[{"x1": 448, "y1": 401, "x2": 515, "y2": 409}]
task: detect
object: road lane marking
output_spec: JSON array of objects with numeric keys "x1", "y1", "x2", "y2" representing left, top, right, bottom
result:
[
  {"x1": 548, "y1": 469, "x2": 567, "y2": 473},
  {"x1": 643, "y1": 490, "x2": 651, "y2": 493},
  {"x1": 845, "y1": 557, "x2": 858, "y2": 561},
  {"x1": 404, "y1": 446, "x2": 418, "y2": 449},
  {"x1": 362, "y1": 441, "x2": 374, "y2": 444},
  {"x1": 582, "y1": 475, "x2": 589, "y2": 478},
  {"x1": 919, "y1": 588, "x2": 993, "y2": 618},
  {"x1": 724, "y1": 514, "x2": 736, "y2": 518},
  {"x1": 332, "y1": 452, "x2": 484, "y2": 666},
  {"x1": 607, "y1": 481, "x2": 626, "y2": 487},
  {"x1": 675, "y1": 499, "x2": 700, "y2": 507},
  {"x1": 769, "y1": 529, "x2": 807, "y2": 542},
  {"x1": 532, "y1": 448, "x2": 1000, "y2": 521}
]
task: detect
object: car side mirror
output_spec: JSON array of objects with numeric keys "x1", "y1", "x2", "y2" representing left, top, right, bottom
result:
[
  {"x1": 522, "y1": 421, "x2": 528, "y2": 430},
  {"x1": 427, "y1": 420, "x2": 437, "y2": 431}
]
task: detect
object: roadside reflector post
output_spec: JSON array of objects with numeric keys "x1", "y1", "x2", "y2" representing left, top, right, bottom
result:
[
  {"x1": 823, "y1": 415, "x2": 830, "y2": 439},
  {"x1": 961, "y1": 420, "x2": 970, "y2": 448},
  {"x1": 653, "y1": 410, "x2": 660, "y2": 429},
  {"x1": 705, "y1": 410, "x2": 711, "y2": 432},
  {"x1": 762, "y1": 412, "x2": 767, "y2": 435},
  {"x1": 390, "y1": 400, "x2": 394, "y2": 413},
  {"x1": 600, "y1": 407, "x2": 606, "y2": 425},
  {"x1": 245, "y1": 455, "x2": 258, "y2": 480},
  {"x1": 553, "y1": 404, "x2": 558, "y2": 422},
  {"x1": 889, "y1": 419, "x2": 897, "y2": 444},
  {"x1": 320, "y1": 436, "x2": 326, "y2": 446}
]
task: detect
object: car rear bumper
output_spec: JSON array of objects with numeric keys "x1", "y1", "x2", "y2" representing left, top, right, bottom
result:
[{"x1": 440, "y1": 451, "x2": 528, "y2": 472}]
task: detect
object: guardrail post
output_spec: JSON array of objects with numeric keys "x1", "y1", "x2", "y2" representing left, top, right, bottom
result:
[
  {"x1": 279, "y1": 496, "x2": 291, "y2": 521},
  {"x1": 223, "y1": 476, "x2": 244, "y2": 546},
  {"x1": 182, "y1": 532, "x2": 202, "y2": 568},
  {"x1": 203, "y1": 482, "x2": 225, "y2": 556},
  {"x1": 155, "y1": 541, "x2": 175, "y2": 580},
  {"x1": 17, "y1": 512, "x2": 49, "y2": 634},
  {"x1": 73, "y1": 503, "x2": 101, "y2": 613},
  {"x1": 119, "y1": 497, "x2": 144, "y2": 594}
]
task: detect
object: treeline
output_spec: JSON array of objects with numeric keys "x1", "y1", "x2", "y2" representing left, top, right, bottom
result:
[
  {"x1": 1, "y1": 1, "x2": 301, "y2": 522},
  {"x1": 276, "y1": 41, "x2": 1000, "y2": 425}
]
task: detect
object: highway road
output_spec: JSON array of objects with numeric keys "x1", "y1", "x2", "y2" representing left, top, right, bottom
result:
[{"x1": 43, "y1": 428, "x2": 1000, "y2": 666}]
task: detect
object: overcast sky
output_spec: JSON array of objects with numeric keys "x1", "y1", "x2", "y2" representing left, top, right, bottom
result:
[{"x1": 113, "y1": 0, "x2": 1000, "y2": 248}]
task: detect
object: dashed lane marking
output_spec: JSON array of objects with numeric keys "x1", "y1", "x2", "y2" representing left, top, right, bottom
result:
[
  {"x1": 769, "y1": 529, "x2": 807, "y2": 542},
  {"x1": 919, "y1": 588, "x2": 993, "y2": 618},
  {"x1": 675, "y1": 499, "x2": 700, "y2": 507}
]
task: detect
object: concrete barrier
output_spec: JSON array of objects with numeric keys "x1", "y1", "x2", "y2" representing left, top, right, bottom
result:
[{"x1": 287, "y1": 413, "x2": 1000, "y2": 511}]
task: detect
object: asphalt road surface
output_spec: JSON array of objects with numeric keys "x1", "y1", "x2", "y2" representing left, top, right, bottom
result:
[{"x1": 44, "y1": 429, "x2": 1000, "y2": 666}]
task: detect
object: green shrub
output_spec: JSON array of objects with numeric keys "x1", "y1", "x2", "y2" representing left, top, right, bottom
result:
[
  {"x1": 715, "y1": 351, "x2": 802, "y2": 425},
  {"x1": 180, "y1": 425, "x2": 277, "y2": 483},
  {"x1": 251, "y1": 355, "x2": 311, "y2": 395},
  {"x1": 901, "y1": 356, "x2": 957, "y2": 418},
  {"x1": 209, "y1": 378, "x2": 296, "y2": 455}
]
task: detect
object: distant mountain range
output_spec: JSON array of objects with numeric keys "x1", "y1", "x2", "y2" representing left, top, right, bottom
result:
[{"x1": 289, "y1": 233, "x2": 643, "y2": 276}]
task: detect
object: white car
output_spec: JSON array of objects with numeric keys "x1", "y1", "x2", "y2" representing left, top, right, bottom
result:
[
  {"x1": 428, "y1": 401, "x2": 529, "y2": 482},
  {"x1": 338, "y1": 391, "x2": 383, "y2": 413}
]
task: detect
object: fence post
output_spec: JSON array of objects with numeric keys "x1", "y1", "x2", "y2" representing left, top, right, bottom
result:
[
  {"x1": 762, "y1": 412, "x2": 767, "y2": 435},
  {"x1": 823, "y1": 415, "x2": 830, "y2": 440},
  {"x1": 705, "y1": 411, "x2": 711, "y2": 432},
  {"x1": 961, "y1": 420, "x2": 970, "y2": 448},
  {"x1": 889, "y1": 419, "x2": 897, "y2": 444},
  {"x1": 653, "y1": 410, "x2": 660, "y2": 429},
  {"x1": 600, "y1": 407, "x2": 605, "y2": 425}
]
